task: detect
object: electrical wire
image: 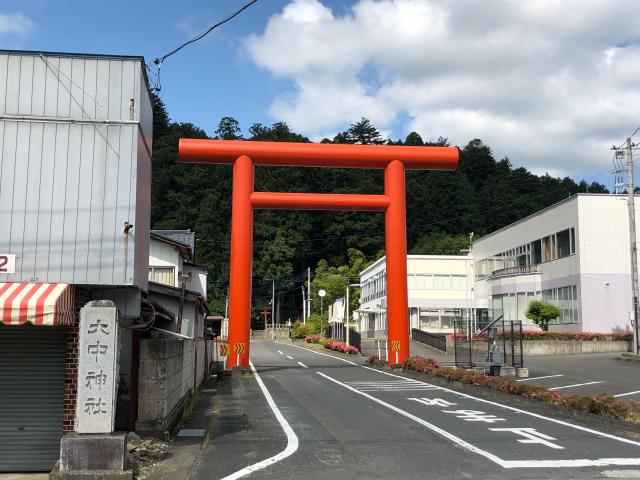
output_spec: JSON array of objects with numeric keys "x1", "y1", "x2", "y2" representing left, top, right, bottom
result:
[{"x1": 149, "y1": 0, "x2": 260, "y2": 92}]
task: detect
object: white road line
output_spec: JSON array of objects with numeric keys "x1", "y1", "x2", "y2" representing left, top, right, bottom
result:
[
  {"x1": 316, "y1": 371, "x2": 508, "y2": 468},
  {"x1": 359, "y1": 366, "x2": 640, "y2": 448},
  {"x1": 220, "y1": 361, "x2": 299, "y2": 480},
  {"x1": 549, "y1": 381, "x2": 603, "y2": 391},
  {"x1": 286, "y1": 355, "x2": 294, "y2": 360},
  {"x1": 325, "y1": 369, "x2": 640, "y2": 468},
  {"x1": 614, "y1": 390, "x2": 640, "y2": 398},
  {"x1": 275, "y1": 340, "x2": 358, "y2": 365},
  {"x1": 516, "y1": 374, "x2": 564, "y2": 382},
  {"x1": 277, "y1": 350, "x2": 283, "y2": 355},
  {"x1": 298, "y1": 362, "x2": 308, "y2": 369}
]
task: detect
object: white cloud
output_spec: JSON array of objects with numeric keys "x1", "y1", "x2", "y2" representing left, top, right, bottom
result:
[
  {"x1": 244, "y1": 0, "x2": 640, "y2": 179},
  {"x1": 0, "y1": 12, "x2": 34, "y2": 37}
]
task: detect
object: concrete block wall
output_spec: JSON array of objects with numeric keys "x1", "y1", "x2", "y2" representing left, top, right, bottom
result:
[{"x1": 136, "y1": 339, "x2": 193, "y2": 437}]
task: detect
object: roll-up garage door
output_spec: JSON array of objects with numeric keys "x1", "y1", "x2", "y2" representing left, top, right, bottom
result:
[{"x1": 0, "y1": 326, "x2": 66, "y2": 471}]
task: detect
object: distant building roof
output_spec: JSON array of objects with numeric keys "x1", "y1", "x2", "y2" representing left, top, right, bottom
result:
[{"x1": 151, "y1": 229, "x2": 197, "y2": 260}]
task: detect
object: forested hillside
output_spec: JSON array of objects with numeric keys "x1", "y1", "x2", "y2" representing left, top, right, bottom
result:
[{"x1": 149, "y1": 94, "x2": 607, "y2": 317}]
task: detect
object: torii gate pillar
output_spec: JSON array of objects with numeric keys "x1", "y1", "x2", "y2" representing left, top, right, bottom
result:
[{"x1": 179, "y1": 140, "x2": 459, "y2": 369}]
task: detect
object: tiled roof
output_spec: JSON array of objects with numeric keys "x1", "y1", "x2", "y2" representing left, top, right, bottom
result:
[{"x1": 151, "y1": 229, "x2": 196, "y2": 259}]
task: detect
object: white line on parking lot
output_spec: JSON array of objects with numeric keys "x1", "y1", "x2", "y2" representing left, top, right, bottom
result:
[
  {"x1": 549, "y1": 381, "x2": 603, "y2": 391},
  {"x1": 614, "y1": 390, "x2": 640, "y2": 398},
  {"x1": 286, "y1": 355, "x2": 294, "y2": 360},
  {"x1": 516, "y1": 374, "x2": 563, "y2": 382},
  {"x1": 298, "y1": 362, "x2": 308, "y2": 368},
  {"x1": 277, "y1": 350, "x2": 283, "y2": 355}
]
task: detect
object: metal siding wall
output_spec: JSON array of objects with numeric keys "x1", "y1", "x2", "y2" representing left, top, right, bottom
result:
[{"x1": 0, "y1": 54, "x2": 149, "y2": 287}]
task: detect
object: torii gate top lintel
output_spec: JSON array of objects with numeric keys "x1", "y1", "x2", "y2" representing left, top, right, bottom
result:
[
  {"x1": 178, "y1": 138, "x2": 459, "y2": 369},
  {"x1": 179, "y1": 139, "x2": 459, "y2": 171}
]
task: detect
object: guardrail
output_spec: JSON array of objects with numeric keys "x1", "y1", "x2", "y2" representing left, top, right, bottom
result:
[{"x1": 412, "y1": 328, "x2": 447, "y2": 351}]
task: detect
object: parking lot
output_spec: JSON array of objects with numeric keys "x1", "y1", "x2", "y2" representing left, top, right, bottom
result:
[{"x1": 518, "y1": 352, "x2": 640, "y2": 401}]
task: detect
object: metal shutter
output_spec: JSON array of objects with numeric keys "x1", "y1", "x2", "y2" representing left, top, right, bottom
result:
[{"x1": 0, "y1": 326, "x2": 66, "y2": 472}]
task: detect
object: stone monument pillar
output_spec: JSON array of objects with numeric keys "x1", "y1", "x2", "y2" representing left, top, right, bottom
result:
[{"x1": 51, "y1": 300, "x2": 132, "y2": 479}]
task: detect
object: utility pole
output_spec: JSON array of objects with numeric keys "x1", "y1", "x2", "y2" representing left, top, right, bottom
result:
[
  {"x1": 271, "y1": 278, "x2": 276, "y2": 339},
  {"x1": 626, "y1": 138, "x2": 640, "y2": 354},
  {"x1": 345, "y1": 285, "x2": 350, "y2": 347},
  {"x1": 307, "y1": 267, "x2": 311, "y2": 319}
]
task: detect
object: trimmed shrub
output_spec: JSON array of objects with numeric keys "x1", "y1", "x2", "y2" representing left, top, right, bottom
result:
[
  {"x1": 290, "y1": 321, "x2": 317, "y2": 339},
  {"x1": 323, "y1": 338, "x2": 359, "y2": 355}
]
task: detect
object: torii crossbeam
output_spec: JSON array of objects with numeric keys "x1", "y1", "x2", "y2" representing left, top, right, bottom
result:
[{"x1": 179, "y1": 139, "x2": 459, "y2": 368}]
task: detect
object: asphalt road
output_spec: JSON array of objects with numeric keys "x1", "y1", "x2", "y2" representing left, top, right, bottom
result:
[{"x1": 192, "y1": 340, "x2": 640, "y2": 480}]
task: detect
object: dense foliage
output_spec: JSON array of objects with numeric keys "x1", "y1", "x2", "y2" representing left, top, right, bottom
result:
[{"x1": 149, "y1": 93, "x2": 608, "y2": 318}]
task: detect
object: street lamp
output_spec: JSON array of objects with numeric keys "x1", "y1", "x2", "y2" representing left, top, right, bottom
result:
[{"x1": 318, "y1": 289, "x2": 326, "y2": 334}]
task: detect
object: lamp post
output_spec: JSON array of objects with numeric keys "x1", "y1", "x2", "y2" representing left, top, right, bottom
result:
[{"x1": 318, "y1": 289, "x2": 326, "y2": 334}]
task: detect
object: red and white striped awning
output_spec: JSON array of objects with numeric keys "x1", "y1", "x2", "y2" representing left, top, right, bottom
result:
[{"x1": 0, "y1": 283, "x2": 75, "y2": 326}]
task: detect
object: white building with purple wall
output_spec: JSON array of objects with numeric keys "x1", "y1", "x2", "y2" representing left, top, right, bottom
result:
[{"x1": 473, "y1": 194, "x2": 636, "y2": 333}]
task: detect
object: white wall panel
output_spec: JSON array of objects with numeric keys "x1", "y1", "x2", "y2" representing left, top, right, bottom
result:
[{"x1": 0, "y1": 52, "x2": 152, "y2": 288}]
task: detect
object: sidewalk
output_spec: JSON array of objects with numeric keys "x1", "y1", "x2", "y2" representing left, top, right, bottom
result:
[{"x1": 144, "y1": 374, "x2": 219, "y2": 480}]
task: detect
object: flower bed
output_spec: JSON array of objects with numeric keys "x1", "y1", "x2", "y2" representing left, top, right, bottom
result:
[
  {"x1": 323, "y1": 338, "x2": 359, "y2": 355},
  {"x1": 304, "y1": 334, "x2": 324, "y2": 344},
  {"x1": 395, "y1": 355, "x2": 640, "y2": 422}
]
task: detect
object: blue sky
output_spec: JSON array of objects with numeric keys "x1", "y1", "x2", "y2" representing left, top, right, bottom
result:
[{"x1": 4, "y1": 0, "x2": 640, "y2": 186}]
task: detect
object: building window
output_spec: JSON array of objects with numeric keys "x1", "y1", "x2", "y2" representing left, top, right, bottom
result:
[
  {"x1": 542, "y1": 285, "x2": 578, "y2": 324},
  {"x1": 557, "y1": 229, "x2": 571, "y2": 258},
  {"x1": 532, "y1": 240, "x2": 542, "y2": 264},
  {"x1": 149, "y1": 266, "x2": 175, "y2": 286}
]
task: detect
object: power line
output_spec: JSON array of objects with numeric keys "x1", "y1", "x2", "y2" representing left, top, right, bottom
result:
[{"x1": 149, "y1": 0, "x2": 261, "y2": 91}]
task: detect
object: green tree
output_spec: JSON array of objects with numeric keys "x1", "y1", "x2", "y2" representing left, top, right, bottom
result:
[
  {"x1": 525, "y1": 300, "x2": 560, "y2": 331},
  {"x1": 215, "y1": 116, "x2": 242, "y2": 140},
  {"x1": 335, "y1": 117, "x2": 385, "y2": 145}
]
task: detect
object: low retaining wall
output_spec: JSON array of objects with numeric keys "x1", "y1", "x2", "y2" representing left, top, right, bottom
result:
[
  {"x1": 522, "y1": 340, "x2": 632, "y2": 356},
  {"x1": 444, "y1": 336, "x2": 631, "y2": 357}
]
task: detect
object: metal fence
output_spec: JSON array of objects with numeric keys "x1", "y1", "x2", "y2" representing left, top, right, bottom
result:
[
  {"x1": 411, "y1": 329, "x2": 447, "y2": 351},
  {"x1": 454, "y1": 317, "x2": 523, "y2": 369}
]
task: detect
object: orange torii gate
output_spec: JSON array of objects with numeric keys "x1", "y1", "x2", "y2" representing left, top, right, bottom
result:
[{"x1": 179, "y1": 139, "x2": 459, "y2": 368}]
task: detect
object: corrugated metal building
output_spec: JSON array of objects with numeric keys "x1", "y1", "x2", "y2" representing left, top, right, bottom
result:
[{"x1": 0, "y1": 50, "x2": 153, "y2": 472}]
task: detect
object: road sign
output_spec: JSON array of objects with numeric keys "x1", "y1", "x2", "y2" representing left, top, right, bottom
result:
[
  {"x1": 234, "y1": 343, "x2": 245, "y2": 354},
  {"x1": 391, "y1": 340, "x2": 400, "y2": 352},
  {"x1": 219, "y1": 343, "x2": 229, "y2": 357}
]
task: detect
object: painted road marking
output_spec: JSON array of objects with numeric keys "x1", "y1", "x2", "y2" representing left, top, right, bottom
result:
[
  {"x1": 489, "y1": 428, "x2": 564, "y2": 450},
  {"x1": 549, "y1": 381, "x2": 603, "y2": 391},
  {"x1": 442, "y1": 409, "x2": 506, "y2": 423},
  {"x1": 275, "y1": 340, "x2": 358, "y2": 365},
  {"x1": 286, "y1": 355, "x2": 294, "y2": 360},
  {"x1": 614, "y1": 390, "x2": 640, "y2": 398},
  {"x1": 409, "y1": 398, "x2": 457, "y2": 407},
  {"x1": 346, "y1": 380, "x2": 439, "y2": 392},
  {"x1": 361, "y1": 365, "x2": 640, "y2": 448},
  {"x1": 319, "y1": 370, "x2": 640, "y2": 468},
  {"x1": 298, "y1": 362, "x2": 308, "y2": 368},
  {"x1": 278, "y1": 350, "x2": 283, "y2": 355},
  {"x1": 516, "y1": 374, "x2": 563, "y2": 382},
  {"x1": 221, "y1": 361, "x2": 299, "y2": 480}
]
